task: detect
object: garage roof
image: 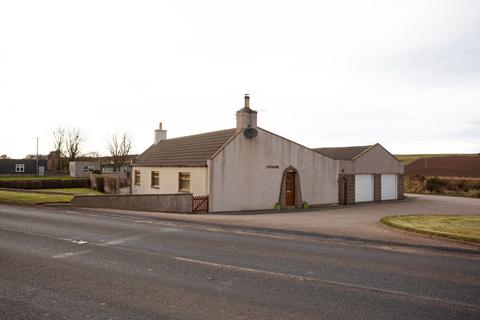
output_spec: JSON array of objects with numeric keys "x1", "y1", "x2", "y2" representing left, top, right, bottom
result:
[
  {"x1": 133, "y1": 128, "x2": 237, "y2": 167},
  {"x1": 313, "y1": 145, "x2": 373, "y2": 160}
]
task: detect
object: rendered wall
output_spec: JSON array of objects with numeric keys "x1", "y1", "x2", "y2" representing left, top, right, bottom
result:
[
  {"x1": 209, "y1": 128, "x2": 340, "y2": 212},
  {"x1": 131, "y1": 166, "x2": 208, "y2": 196},
  {"x1": 72, "y1": 193, "x2": 193, "y2": 213},
  {"x1": 339, "y1": 144, "x2": 404, "y2": 174}
]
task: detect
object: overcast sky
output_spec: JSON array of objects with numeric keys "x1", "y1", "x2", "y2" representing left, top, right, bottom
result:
[{"x1": 1, "y1": 0, "x2": 479, "y2": 158}]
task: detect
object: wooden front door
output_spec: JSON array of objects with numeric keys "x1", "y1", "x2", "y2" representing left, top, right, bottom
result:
[{"x1": 285, "y1": 171, "x2": 296, "y2": 207}]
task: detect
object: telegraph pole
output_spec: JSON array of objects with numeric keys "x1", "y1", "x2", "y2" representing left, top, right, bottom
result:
[{"x1": 36, "y1": 137, "x2": 39, "y2": 176}]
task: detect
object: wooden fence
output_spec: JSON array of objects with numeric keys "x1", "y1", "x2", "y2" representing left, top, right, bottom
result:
[{"x1": 192, "y1": 195, "x2": 209, "y2": 213}]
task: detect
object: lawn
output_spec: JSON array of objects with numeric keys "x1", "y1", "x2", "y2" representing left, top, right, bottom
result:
[
  {"x1": 381, "y1": 215, "x2": 480, "y2": 243},
  {"x1": 39, "y1": 188, "x2": 103, "y2": 195},
  {"x1": 0, "y1": 190, "x2": 73, "y2": 204},
  {"x1": 0, "y1": 176, "x2": 79, "y2": 181}
]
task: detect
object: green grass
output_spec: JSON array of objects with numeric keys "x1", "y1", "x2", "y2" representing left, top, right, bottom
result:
[
  {"x1": 38, "y1": 188, "x2": 103, "y2": 195},
  {"x1": 381, "y1": 215, "x2": 480, "y2": 243},
  {"x1": 394, "y1": 153, "x2": 476, "y2": 164},
  {"x1": 0, "y1": 175, "x2": 80, "y2": 181},
  {"x1": 0, "y1": 190, "x2": 73, "y2": 204}
]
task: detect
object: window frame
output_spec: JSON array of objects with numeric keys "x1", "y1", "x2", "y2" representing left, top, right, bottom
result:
[
  {"x1": 178, "y1": 172, "x2": 190, "y2": 193},
  {"x1": 151, "y1": 171, "x2": 160, "y2": 189},
  {"x1": 15, "y1": 163, "x2": 25, "y2": 173},
  {"x1": 134, "y1": 170, "x2": 141, "y2": 186}
]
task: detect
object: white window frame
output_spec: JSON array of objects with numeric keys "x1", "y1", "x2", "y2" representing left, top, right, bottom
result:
[{"x1": 15, "y1": 163, "x2": 25, "y2": 173}]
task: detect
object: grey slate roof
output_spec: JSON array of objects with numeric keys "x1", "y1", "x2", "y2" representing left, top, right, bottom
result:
[
  {"x1": 133, "y1": 128, "x2": 237, "y2": 167},
  {"x1": 313, "y1": 145, "x2": 373, "y2": 160}
]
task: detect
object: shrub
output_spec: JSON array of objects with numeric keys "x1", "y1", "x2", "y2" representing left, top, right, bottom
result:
[
  {"x1": 425, "y1": 176, "x2": 446, "y2": 192},
  {"x1": 95, "y1": 177, "x2": 105, "y2": 192},
  {"x1": 457, "y1": 179, "x2": 469, "y2": 192},
  {"x1": 274, "y1": 202, "x2": 281, "y2": 210}
]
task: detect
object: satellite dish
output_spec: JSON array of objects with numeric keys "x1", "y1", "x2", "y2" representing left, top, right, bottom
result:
[{"x1": 244, "y1": 127, "x2": 258, "y2": 139}]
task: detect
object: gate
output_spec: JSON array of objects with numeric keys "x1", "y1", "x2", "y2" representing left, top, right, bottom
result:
[{"x1": 192, "y1": 195, "x2": 209, "y2": 213}]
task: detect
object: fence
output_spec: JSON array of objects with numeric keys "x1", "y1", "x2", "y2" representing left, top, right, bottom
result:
[{"x1": 192, "y1": 195, "x2": 209, "y2": 213}]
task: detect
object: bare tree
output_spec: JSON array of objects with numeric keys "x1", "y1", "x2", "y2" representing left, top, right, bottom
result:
[
  {"x1": 107, "y1": 133, "x2": 132, "y2": 172},
  {"x1": 65, "y1": 128, "x2": 83, "y2": 161},
  {"x1": 52, "y1": 127, "x2": 65, "y2": 153}
]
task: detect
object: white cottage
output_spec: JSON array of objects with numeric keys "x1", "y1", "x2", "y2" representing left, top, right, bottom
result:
[{"x1": 132, "y1": 95, "x2": 404, "y2": 212}]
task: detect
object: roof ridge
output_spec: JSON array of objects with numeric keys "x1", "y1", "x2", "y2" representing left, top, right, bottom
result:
[{"x1": 159, "y1": 128, "x2": 235, "y2": 143}]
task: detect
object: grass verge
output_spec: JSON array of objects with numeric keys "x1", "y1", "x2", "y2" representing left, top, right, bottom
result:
[
  {"x1": 381, "y1": 215, "x2": 480, "y2": 243},
  {"x1": 38, "y1": 188, "x2": 103, "y2": 195},
  {"x1": 0, "y1": 190, "x2": 73, "y2": 204}
]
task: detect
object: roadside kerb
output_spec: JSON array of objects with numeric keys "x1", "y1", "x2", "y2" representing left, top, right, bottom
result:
[{"x1": 61, "y1": 205, "x2": 480, "y2": 256}]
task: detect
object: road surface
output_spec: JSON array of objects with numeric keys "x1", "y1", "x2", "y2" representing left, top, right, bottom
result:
[{"x1": 1, "y1": 204, "x2": 479, "y2": 319}]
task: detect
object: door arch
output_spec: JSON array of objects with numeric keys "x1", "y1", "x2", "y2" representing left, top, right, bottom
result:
[{"x1": 279, "y1": 166, "x2": 302, "y2": 208}]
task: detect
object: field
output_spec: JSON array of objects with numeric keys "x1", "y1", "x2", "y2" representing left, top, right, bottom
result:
[
  {"x1": 395, "y1": 153, "x2": 475, "y2": 164},
  {"x1": 381, "y1": 215, "x2": 480, "y2": 243}
]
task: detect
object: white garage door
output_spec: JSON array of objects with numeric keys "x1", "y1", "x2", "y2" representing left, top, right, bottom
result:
[
  {"x1": 355, "y1": 174, "x2": 374, "y2": 202},
  {"x1": 381, "y1": 174, "x2": 397, "y2": 200}
]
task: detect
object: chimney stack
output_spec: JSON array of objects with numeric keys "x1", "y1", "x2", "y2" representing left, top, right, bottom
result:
[
  {"x1": 154, "y1": 122, "x2": 167, "y2": 144},
  {"x1": 236, "y1": 94, "x2": 257, "y2": 131}
]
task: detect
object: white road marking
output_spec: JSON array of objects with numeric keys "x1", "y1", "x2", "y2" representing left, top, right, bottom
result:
[
  {"x1": 105, "y1": 236, "x2": 139, "y2": 245},
  {"x1": 1, "y1": 225, "x2": 479, "y2": 311},
  {"x1": 53, "y1": 250, "x2": 90, "y2": 259}
]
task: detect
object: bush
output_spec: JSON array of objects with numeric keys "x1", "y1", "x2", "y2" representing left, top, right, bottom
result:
[
  {"x1": 425, "y1": 177, "x2": 447, "y2": 192},
  {"x1": 60, "y1": 179, "x2": 74, "y2": 188},
  {"x1": 457, "y1": 179, "x2": 469, "y2": 192},
  {"x1": 95, "y1": 177, "x2": 105, "y2": 192}
]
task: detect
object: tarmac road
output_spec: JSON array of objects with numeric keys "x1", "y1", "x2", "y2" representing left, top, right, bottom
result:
[{"x1": 1, "y1": 204, "x2": 479, "y2": 319}]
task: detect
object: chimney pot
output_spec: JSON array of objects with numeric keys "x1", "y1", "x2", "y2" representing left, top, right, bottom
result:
[{"x1": 244, "y1": 94, "x2": 250, "y2": 109}]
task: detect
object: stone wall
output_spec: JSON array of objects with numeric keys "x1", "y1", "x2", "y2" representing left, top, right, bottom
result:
[
  {"x1": 71, "y1": 193, "x2": 193, "y2": 213},
  {"x1": 338, "y1": 174, "x2": 355, "y2": 205},
  {"x1": 397, "y1": 174, "x2": 405, "y2": 200},
  {"x1": 374, "y1": 174, "x2": 381, "y2": 201}
]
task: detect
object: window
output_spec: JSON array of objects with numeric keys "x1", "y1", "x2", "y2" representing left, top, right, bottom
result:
[
  {"x1": 134, "y1": 170, "x2": 141, "y2": 186},
  {"x1": 178, "y1": 172, "x2": 190, "y2": 192},
  {"x1": 83, "y1": 165, "x2": 90, "y2": 172},
  {"x1": 15, "y1": 164, "x2": 25, "y2": 173},
  {"x1": 151, "y1": 171, "x2": 159, "y2": 188}
]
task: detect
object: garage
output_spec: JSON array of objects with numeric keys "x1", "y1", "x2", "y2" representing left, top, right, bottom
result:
[
  {"x1": 381, "y1": 174, "x2": 397, "y2": 200},
  {"x1": 355, "y1": 174, "x2": 374, "y2": 202}
]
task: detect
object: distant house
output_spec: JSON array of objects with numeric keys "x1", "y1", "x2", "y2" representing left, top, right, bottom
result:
[
  {"x1": 69, "y1": 155, "x2": 138, "y2": 177},
  {"x1": 132, "y1": 95, "x2": 404, "y2": 212},
  {"x1": 0, "y1": 159, "x2": 47, "y2": 176},
  {"x1": 69, "y1": 161, "x2": 101, "y2": 177}
]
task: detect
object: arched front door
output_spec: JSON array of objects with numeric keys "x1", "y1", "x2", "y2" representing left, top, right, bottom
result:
[
  {"x1": 285, "y1": 170, "x2": 296, "y2": 207},
  {"x1": 279, "y1": 166, "x2": 302, "y2": 208}
]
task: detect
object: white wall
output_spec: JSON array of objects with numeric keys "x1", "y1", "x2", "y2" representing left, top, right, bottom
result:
[
  {"x1": 69, "y1": 161, "x2": 101, "y2": 178},
  {"x1": 131, "y1": 166, "x2": 208, "y2": 196},
  {"x1": 209, "y1": 128, "x2": 340, "y2": 212},
  {"x1": 340, "y1": 144, "x2": 404, "y2": 174}
]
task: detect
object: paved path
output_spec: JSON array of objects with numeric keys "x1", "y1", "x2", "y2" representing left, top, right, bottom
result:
[
  {"x1": 74, "y1": 194, "x2": 480, "y2": 251},
  {"x1": 0, "y1": 204, "x2": 479, "y2": 319}
]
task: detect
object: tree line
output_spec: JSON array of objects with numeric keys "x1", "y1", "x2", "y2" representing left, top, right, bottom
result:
[{"x1": 52, "y1": 127, "x2": 132, "y2": 172}]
